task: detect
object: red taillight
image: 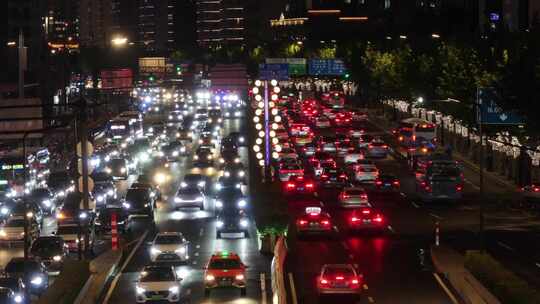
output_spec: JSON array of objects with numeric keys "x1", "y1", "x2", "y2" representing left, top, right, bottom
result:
[
  {"x1": 393, "y1": 181, "x2": 400, "y2": 186},
  {"x1": 286, "y1": 183, "x2": 295, "y2": 189},
  {"x1": 339, "y1": 174, "x2": 347, "y2": 179},
  {"x1": 373, "y1": 215, "x2": 383, "y2": 223},
  {"x1": 375, "y1": 180, "x2": 383, "y2": 185},
  {"x1": 321, "y1": 174, "x2": 328, "y2": 179},
  {"x1": 299, "y1": 220, "x2": 307, "y2": 226},
  {"x1": 351, "y1": 217, "x2": 359, "y2": 222},
  {"x1": 305, "y1": 183, "x2": 314, "y2": 188},
  {"x1": 456, "y1": 185, "x2": 463, "y2": 192},
  {"x1": 534, "y1": 187, "x2": 540, "y2": 192},
  {"x1": 361, "y1": 209, "x2": 371, "y2": 214},
  {"x1": 321, "y1": 220, "x2": 330, "y2": 225},
  {"x1": 382, "y1": 145, "x2": 388, "y2": 148},
  {"x1": 320, "y1": 278, "x2": 328, "y2": 285},
  {"x1": 368, "y1": 144, "x2": 373, "y2": 149},
  {"x1": 425, "y1": 186, "x2": 432, "y2": 192},
  {"x1": 351, "y1": 278, "x2": 359, "y2": 285}
]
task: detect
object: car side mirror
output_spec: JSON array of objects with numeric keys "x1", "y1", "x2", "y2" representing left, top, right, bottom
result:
[{"x1": 51, "y1": 231, "x2": 56, "y2": 235}]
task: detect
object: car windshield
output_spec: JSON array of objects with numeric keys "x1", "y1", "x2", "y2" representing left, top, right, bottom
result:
[
  {"x1": 110, "y1": 159, "x2": 126, "y2": 167},
  {"x1": 184, "y1": 175, "x2": 203, "y2": 183},
  {"x1": 126, "y1": 189, "x2": 149, "y2": 202},
  {"x1": 177, "y1": 188, "x2": 200, "y2": 195},
  {"x1": 31, "y1": 238, "x2": 62, "y2": 252},
  {"x1": 0, "y1": 278, "x2": 18, "y2": 290},
  {"x1": 155, "y1": 235, "x2": 183, "y2": 245},
  {"x1": 57, "y1": 226, "x2": 79, "y2": 235},
  {"x1": 0, "y1": 289, "x2": 11, "y2": 299},
  {"x1": 30, "y1": 189, "x2": 50, "y2": 198},
  {"x1": 5, "y1": 261, "x2": 39, "y2": 273},
  {"x1": 5, "y1": 219, "x2": 25, "y2": 227},
  {"x1": 92, "y1": 172, "x2": 112, "y2": 182},
  {"x1": 139, "y1": 269, "x2": 175, "y2": 282},
  {"x1": 209, "y1": 259, "x2": 241, "y2": 269},
  {"x1": 324, "y1": 266, "x2": 354, "y2": 277}
]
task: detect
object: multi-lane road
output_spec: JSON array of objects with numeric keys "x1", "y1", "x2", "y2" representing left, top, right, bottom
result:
[{"x1": 103, "y1": 117, "x2": 272, "y2": 303}]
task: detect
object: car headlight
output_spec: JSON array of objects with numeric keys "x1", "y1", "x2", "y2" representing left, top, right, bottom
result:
[
  {"x1": 0, "y1": 230, "x2": 6, "y2": 237},
  {"x1": 107, "y1": 189, "x2": 114, "y2": 196},
  {"x1": 14, "y1": 294, "x2": 23, "y2": 303},
  {"x1": 180, "y1": 182, "x2": 187, "y2": 188},
  {"x1": 169, "y1": 286, "x2": 179, "y2": 294},
  {"x1": 207, "y1": 155, "x2": 212, "y2": 160},
  {"x1": 150, "y1": 247, "x2": 161, "y2": 255},
  {"x1": 240, "y1": 219, "x2": 248, "y2": 227},
  {"x1": 235, "y1": 183, "x2": 242, "y2": 189},
  {"x1": 238, "y1": 171, "x2": 245, "y2": 178},
  {"x1": 216, "y1": 221, "x2": 224, "y2": 228},
  {"x1": 105, "y1": 167, "x2": 112, "y2": 174},
  {"x1": 194, "y1": 155, "x2": 199, "y2": 160},
  {"x1": 168, "y1": 115, "x2": 173, "y2": 120},
  {"x1": 239, "y1": 137, "x2": 245, "y2": 143},
  {"x1": 174, "y1": 197, "x2": 182, "y2": 203},
  {"x1": 238, "y1": 199, "x2": 247, "y2": 208},
  {"x1": 215, "y1": 183, "x2": 222, "y2": 190},
  {"x1": 79, "y1": 212, "x2": 88, "y2": 219},
  {"x1": 215, "y1": 200, "x2": 223, "y2": 208},
  {"x1": 97, "y1": 195, "x2": 104, "y2": 202},
  {"x1": 176, "y1": 132, "x2": 181, "y2": 138},
  {"x1": 219, "y1": 158, "x2": 225, "y2": 164},
  {"x1": 234, "y1": 158, "x2": 240, "y2": 163},
  {"x1": 31, "y1": 276, "x2": 43, "y2": 286},
  {"x1": 154, "y1": 173, "x2": 168, "y2": 184},
  {"x1": 197, "y1": 181, "x2": 206, "y2": 187},
  {"x1": 120, "y1": 167, "x2": 127, "y2": 173},
  {"x1": 122, "y1": 202, "x2": 131, "y2": 209},
  {"x1": 172, "y1": 151, "x2": 179, "y2": 157},
  {"x1": 1, "y1": 207, "x2": 9, "y2": 215},
  {"x1": 136, "y1": 286, "x2": 145, "y2": 294},
  {"x1": 43, "y1": 199, "x2": 52, "y2": 207},
  {"x1": 175, "y1": 247, "x2": 186, "y2": 254},
  {"x1": 205, "y1": 274, "x2": 215, "y2": 281},
  {"x1": 224, "y1": 171, "x2": 230, "y2": 177},
  {"x1": 235, "y1": 274, "x2": 245, "y2": 281},
  {"x1": 148, "y1": 127, "x2": 154, "y2": 133},
  {"x1": 53, "y1": 255, "x2": 62, "y2": 262},
  {"x1": 57, "y1": 190, "x2": 66, "y2": 197}
]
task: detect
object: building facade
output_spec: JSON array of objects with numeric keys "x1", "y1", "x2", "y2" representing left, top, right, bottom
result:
[
  {"x1": 79, "y1": 0, "x2": 113, "y2": 47},
  {"x1": 196, "y1": 0, "x2": 245, "y2": 48}
]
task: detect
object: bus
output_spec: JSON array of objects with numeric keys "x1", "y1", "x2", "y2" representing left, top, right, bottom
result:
[
  {"x1": 0, "y1": 156, "x2": 26, "y2": 196},
  {"x1": 107, "y1": 117, "x2": 141, "y2": 141},
  {"x1": 396, "y1": 118, "x2": 437, "y2": 148},
  {"x1": 118, "y1": 111, "x2": 143, "y2": 136}
]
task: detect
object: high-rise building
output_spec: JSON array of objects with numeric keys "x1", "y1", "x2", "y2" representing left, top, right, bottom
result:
[
  {"x1": 79, "y1": 0, "x2": 113, "y2": 48},
  {"x1": 196, "y1": 0, "x2": 245, "y2": 48},
  {"x1": 45, "y1": 0, "x2": 80, "y2": 50}
]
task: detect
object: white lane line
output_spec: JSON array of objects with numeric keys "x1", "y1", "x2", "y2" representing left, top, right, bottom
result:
[
  {"x1": 400, "y1": 192, "x2": 406, "y2": 197},
  {"x1": 411, "y1": 201, "x2": 420, "y2": 208},
  {"x1": 103, "y1": 229, "x2": 149, "y2": 304},
  {"x1": 199, "y1": 228, "x2": 204, "y2": 237},
  {"x1": 497, "y1": 241, "x2": 515, "y2": 252},
  {"x1": 535, "y1": 263, "x2": 540, "y2": 269},
  {"x1": 433, "y1": 273, "x2": 460, "y2": 304},
  {"x1": 430, "y1": 213, "x2": 443, "y2": 220},
  {"x1": 196, "y1": 244, "x2": 200, "y2": 249},
  {"x1": 260, "y1": 273, "x2": 267, "y2": 304},
  {"x1": 387, "y1": 225, "x2": 395, "y2": 233},
  {"x1": 192, "y1": 260, "x2": 198, "y2": 265},
  {"x1": 194, "y1": 252, "x2": 199, "y2": 257},
  {"x1": 464, "y1": 178, "x2": 480, "y2": 190},
  {"x1": 288, "y1": 273, "x2": 299, "y2": 304},
  {"x1": 363, "y1": 284, "x2": 369, "y2": 290},
  {"x1": 368, "y1": 296, "x2": 375, "y2": 303}
]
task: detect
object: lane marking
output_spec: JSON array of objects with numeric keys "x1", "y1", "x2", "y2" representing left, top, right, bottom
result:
[
  {"x1": 288, "y1": 273, "x2": 299, "y2": 304},
  {"x1": 368, "y1": 296, "x2": 375, "y2": 303},
  {"x1": 387, "y1": 225, "x2": 395, "y2": 233},
  {"x1": 400, "y1": 192, "x2": 406, "y2": 197},
  {"x1": 497, "y1": 241, "x2": 515, "y2": 252},
  {"x1": 196, "y1": 244, "x2": 200, "y2": 249},
  {"x1": 433, "y1": 273, "x2": 460, "y2": 304},
  {"x1": 464, "y1": 178, "x2": 480, "y2": 190},
  {"x1": 430, "y1": 213, "x2": 442, "y2": 220},
  {"x1": 260, "y1": 273, "x2": 267, "y2": 304},
  {"x1": 194, "y1": 252, "x2": 199, "y2": 257},
  {"x1": 103, "y1": 229, "x2": 149, "y2": 304},
  {"x1": 363, "y1": 284, "x2": 369, "y2": 290},
  {"x1": 199, "y1": 228, "x2": 204, "y2": 237},
  {"x1": 411, "y1": 201, "x2": 420, "y2": 208},
  {"x1": 535, "y1": 263, "x2": 540, "y2": 269}
]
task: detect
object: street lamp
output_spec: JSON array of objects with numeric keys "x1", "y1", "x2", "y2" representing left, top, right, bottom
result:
[
  {"x1": 111, "y1": 36, "x2": 128, "y2": 47},
  {"x1": 431, "y1": 33, "x2": 441, "y2": 39},
  {"x1": 7, "y1": 41, "x2": 16, "y2": 47}
]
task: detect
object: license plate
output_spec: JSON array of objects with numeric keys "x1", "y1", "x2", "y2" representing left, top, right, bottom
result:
[
  {"x1": 150, "y1": 295, "x2": 164, "y2": 300},
  {"x1": 363, "y1": 219, "x2": 371, "y2": 224},
  {"x1": 309, "y1": 222, "x2": 319, "y2": 227},
  {"x1": 385, "y1": 183, "x2": 391, "y2": 186},
  {"x1": 333, "y1": 282, "x2": 347, "y2": 288},
  {"x1": 297, "y1": 187, "x2": 304, "y2": 191},
  {"x1": 161, "y1": 254, "x2": 175, "y2": 260}
]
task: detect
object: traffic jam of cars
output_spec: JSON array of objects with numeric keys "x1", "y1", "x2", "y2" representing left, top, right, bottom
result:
[{"x1": 0, "y1": 87, "x2": 253, "y2": 303}]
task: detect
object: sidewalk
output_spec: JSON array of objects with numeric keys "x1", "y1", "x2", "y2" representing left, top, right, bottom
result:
[{"x1": 431, "y1": 245, "x2": 501, "y2": 304}]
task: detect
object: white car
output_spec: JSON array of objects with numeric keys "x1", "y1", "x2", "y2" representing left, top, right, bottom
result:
[
  {"x1": 366, "y1": 139, "x2": 389, "y2": 158},
  {"x1": 149, "y1": 232, "x2": 189, "y2": 263},
  {"x1": 315, "y1": 117, "x2": 331, "y2": 128},
  {"x1": 348, "y1": 129, "x2": 365, "y2": 139},
  {"x1": 278, "y1": 148, "x2": 299, "y2": 160},
  {"x1": 320, "y1": 143, "x2": 337, "y2": 154},
  {"x1": 338, "y1": 187, "x2": 370, "y2": 208},
  {"x1": 354, "y1": 160, "x2": 379, "y2": 183},
  {"x1": 344, "y1": 148, "x2": 364, "y2": 164},
  {"x1": 136, "y1": 265, "x2": 182, "y2": 303},
  {"x1": 174, "y1": 187, "x2": 205, "y2": 210},
  {"x1": 278, "y1": 164, "x2": 304, "y2": 182}
]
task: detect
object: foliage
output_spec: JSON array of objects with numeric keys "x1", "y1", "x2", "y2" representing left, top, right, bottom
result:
[
  {"x1": 465, "y1": 251, "x2": 540, "y2": 304},
  {"x1": 170, "y1": 50, "x2": 186, "y2": 63}
]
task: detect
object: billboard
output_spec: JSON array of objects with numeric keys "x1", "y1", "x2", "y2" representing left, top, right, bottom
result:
[
  {"x1": 100, "y1": 69, "x2": 133, "y2": 90},
  {"x1": 265, "y1": 58, "x2": 307, "y2": 75},
  {"x1": 139, "y1": 57, "x2": 167, "y2": 75}
]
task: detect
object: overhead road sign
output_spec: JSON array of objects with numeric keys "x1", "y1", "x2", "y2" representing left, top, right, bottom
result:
[
  {"x1": 259, "y1": 64, "x2": 289, "y2": 80},
  {"x1": 308, "y1": 59, "x2": 347, "y2": 76},
  {"x1": 477, "y1": 88, "x2": 524, "y2": 125}
]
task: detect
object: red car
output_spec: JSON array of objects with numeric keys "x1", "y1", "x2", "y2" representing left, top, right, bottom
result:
[
  {"x1": 349, "y1": 207, "x2": 386, "y2": 232},
  {"x1": 317, "y1": 264, "x2": 362, "y2": 295},
  {"x1": 283, "y1": 175, "x2": 316, "y2": 195}
]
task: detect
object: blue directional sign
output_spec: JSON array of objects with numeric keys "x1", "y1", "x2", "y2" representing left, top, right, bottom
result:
[
  {"x1": 259, "y1": 64, "x2": 289, "y2": 80},
  {"x1": 308, "y1": 59, "x2": 347, "y2": 76},
  {"x1": 477, "y1": 88, "x2": 524, "y2": 125}
]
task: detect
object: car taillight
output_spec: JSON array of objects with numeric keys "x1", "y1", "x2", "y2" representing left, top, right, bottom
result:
[
  {"x1": 368, "y1": 144, "x2": 373, "y2": 149},
  {"x1": 398, "y1": 136, "x2": 403, "y2": 141},
  {"x1": 321, "y1": 174, "x2": 328, "y2": 179},
  {"x1": 286, "y1": 183, "x2": 295, "y2": 189},
  {"x1": 299, "y1": 220, "x2": 307, "y2": 225},
  {"x1": 360, "y1": 194, "x2": 368, "y2": 200},
  {"x1": 351, "y1": 278, "x2": 360, "y2": 285},
  {"x1": 320, "y1": 278, "x2": 328, "y2": 285},
  {"x1": 382, "y1": 145, "x2": 388, "y2": 148},
  {"x1": 373, "y1": 215, "x2": 383, "y2": 223},
  {"x1": 336, "y1": 276, "x2": 344, "y2": 280},
  {"x1": 375, "y1": 180, "x2": 383, "y2": 185},
  {"x1": 340, "y1": 174, "x2": 347, "y2": 179},
  {"x1": 425, "y1": 186, "x2": 432, "y2": 192},
  {"x1": 306, "y1": 183, "x2": 314, "y2": 188},
  {"x1": 456, "y1": 185, "x2": 463, "y2": 192},
  {"x1": 393, "y1": 181, "x2": 400, "y2": 186},
  {"x1": 351, "y1": 217, "x2": 359, "y2": 222},
  {"x1": 534, "y1": 187, "x2": 540, "y2": 192},
  {"x1": 362, "y1": 209, "x2": 370, "y2": 214},
  {"x1": 321, "y1": 220, "x2": 330, "y2": 225}
]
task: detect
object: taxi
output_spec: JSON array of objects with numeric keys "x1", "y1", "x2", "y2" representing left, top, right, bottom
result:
[
  {"x1": 283, "y1": 175, "x2": 316, "y2": 195},
  {"x1": 204, "y1": 251, "x2": 247, "y2": 296},
  {"x1": 296, "y1": 207, "x2": 335, "y2": 236}
]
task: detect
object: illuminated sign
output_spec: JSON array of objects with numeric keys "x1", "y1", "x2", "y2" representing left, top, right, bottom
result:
[{"x1": 1, "y1": 164, "x2": 24, "y2": 170}]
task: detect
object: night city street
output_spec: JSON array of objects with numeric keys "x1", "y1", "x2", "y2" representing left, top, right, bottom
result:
[{"x1": 1, "y1": 1, "x2": 540, "y2": 304}]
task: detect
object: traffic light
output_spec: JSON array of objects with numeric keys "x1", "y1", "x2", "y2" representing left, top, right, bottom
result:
[
  {"x1": 176, "y1": 65, "x2": 182, "y2": 75},
  {"x1": 148, "y1": 75, "x2": 155, "y2": 82},
  {"x1": 344, "y1": 73, "x2": 350, "y2": 79}
]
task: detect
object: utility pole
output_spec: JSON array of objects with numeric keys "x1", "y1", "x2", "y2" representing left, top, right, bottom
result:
[
  {"x1": 22, "y1": 132, "x2": 29, "y2": 260},
  {"x1": 79, "y1": 96, "x2": 91, "y2": 256},
  {"x1": 18, "y1": 30, "x2": 26, "y2": 99}
]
